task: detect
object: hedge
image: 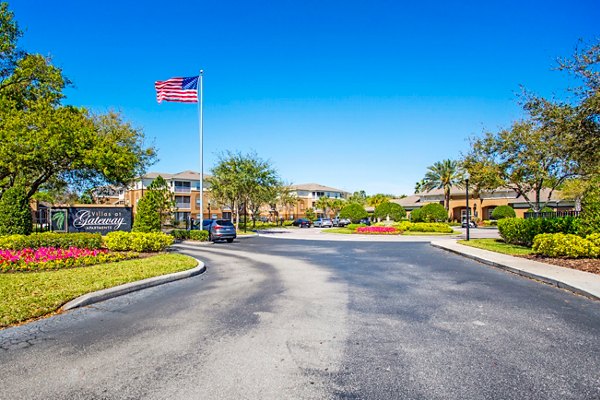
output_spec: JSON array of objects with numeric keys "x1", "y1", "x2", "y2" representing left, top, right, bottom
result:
[
  {"x1": 0, "y1": 232, "x2": 104, "y2": 250},
  {"x1": 411, "y1": 203, "x2": 448, "y2": 222},
  {"x1": 498, "y1": 217, "x2": 581, "y2": 247},
  {"x1": 532, "y1": 233, "x2": 599, "y2": 258},
  {"x1": 347, "y1": 223, "x2": 367, "y2": 231},
  {"x1": 491, "y1": 205, "x2": 516, "y2": 220},
  {"x1": 393, "y1": 221, "x2": 454, "y2": 233},
  {"x1": 171, "y1": 229, "x2": 209, "y2": 241},
  {"x1": 104, "y1": 232, "x2": 174, "y2": 252}
]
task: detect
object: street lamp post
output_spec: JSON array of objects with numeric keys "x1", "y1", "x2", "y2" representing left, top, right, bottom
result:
[{"x1": 465, "y1": 171, "x2": 470, "y2": 241}]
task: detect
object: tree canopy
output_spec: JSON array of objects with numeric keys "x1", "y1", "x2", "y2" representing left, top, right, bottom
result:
[
  {"x1": 421, "y1": 159, "x2": 462, "y2": 211},
  {"x1": 0, "y1": 3, "x2": 155, "y2": 205},
  {"x1": 209, "y1": 151, "x2": 280, "y2": 229},
  {"x1": 373, "y1": 202, "x2": 406, "y2": 221},
  {"x1": 339, "y1": 203, "x2": 368, "y2": 223}
]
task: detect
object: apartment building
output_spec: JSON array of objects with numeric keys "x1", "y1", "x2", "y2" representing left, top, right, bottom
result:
[
  {"x1": 123, "y1": 171, "x2": 231, "y2": 224},
  {"x1": 392, "y1": 187, "x2": 574, "y2": 221},
  {"x1": 287, "y1": 183, "x2": 350, "y2": 219}
]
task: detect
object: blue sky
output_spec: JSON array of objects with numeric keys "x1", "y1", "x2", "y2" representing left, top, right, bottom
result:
[{"x1": 11, "y1": 0, "x2": 599, "y2": 196}]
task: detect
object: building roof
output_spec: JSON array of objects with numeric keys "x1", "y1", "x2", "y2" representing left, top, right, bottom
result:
[
  {"x1": 142, "y1": 171, "x2": 211, "y2": 180},
  {"x1": 289, "y1": 183, "x2": 349, "y2": 194},
  {"x1": 390, "y1": 195, "x2": 423, "y2": 208}
]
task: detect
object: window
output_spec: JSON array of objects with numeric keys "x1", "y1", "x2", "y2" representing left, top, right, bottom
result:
[
  {"x1": 174, "y1": 181, "x2": 191, "y2": 193},
  {"x1": 175, "y1": 196, "x2": 191, "y2": 209},
  {"x1": 174, "y1": 212, "x2": 190, "y2": 222}
]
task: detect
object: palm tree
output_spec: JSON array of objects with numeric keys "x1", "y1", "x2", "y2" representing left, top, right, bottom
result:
[
  {"x1": 366, "y1": 193, "x2": 390, "y2": 209},
  {"x1": 414, "y1": 179, "x2": 426, "y2": 194},
  {"x1": 422, "y1": 159, "x2": 462, "y2": 212},
  {"x1": 278, "y1": 186, "x2": 298, "y2": 220},
  {"x1": 315, "y1": 196, "x2": 331, "y2": 218}
]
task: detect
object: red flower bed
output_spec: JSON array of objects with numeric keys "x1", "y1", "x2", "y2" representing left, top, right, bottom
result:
[
  {"x1": 0, "y1": 247, "x2": 137, "y2": 272},
  {"x1": 355, "y1": 226, "x2": 399, "y2": 234}
]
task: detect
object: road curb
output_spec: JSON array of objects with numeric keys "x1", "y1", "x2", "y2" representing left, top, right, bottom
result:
[
  {"x1": 60, "y1": 258, "x2": 206, "y2": 311},
  {"x1": 430, "y1": 241, "x2": 600, "y2": 301}
]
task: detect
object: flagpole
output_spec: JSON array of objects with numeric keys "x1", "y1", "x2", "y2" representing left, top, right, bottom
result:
[{"x1": 198, "y1": 70, "x2": 204, "y2": 230}]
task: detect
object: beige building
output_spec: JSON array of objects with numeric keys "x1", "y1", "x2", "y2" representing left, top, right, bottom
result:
[
  {"x1": 393, "y1": 187, "x2": 574, "y2": 221},
  {"x1": 286, "y1": 183, "x2": 350, "y2": 219},
  {"x1": 122, "y1": 171, "x2": 229, "y2": 224},
  {"x1": 115, "y1": 172, "x2": 350, "y2": 223}
]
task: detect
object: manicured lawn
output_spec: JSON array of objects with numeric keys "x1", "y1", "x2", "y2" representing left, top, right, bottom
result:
[
  {"x1": 458, "y1": 238, "x2": 533, "y2": 256},
  {"x1": 325, "y1": 228, "x2": 354, "y2": 234},
  {"x1": 0, "y1": 253, "x2": 197, "y2": 328}
]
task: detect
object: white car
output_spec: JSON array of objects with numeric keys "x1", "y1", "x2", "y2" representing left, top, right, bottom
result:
[{"x1": 313, "y1": 218, "x2": 333, "y2": 228}]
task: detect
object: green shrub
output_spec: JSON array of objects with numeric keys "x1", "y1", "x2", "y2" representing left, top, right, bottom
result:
[
  {"x1": 410, "y1": 208, "x2": 423, "y2": 222},
  {"x1": 498, "y1": 217, "x2": 582, "y2": 247},
  {"x1": 418, "y1": 203, "x2": 448, "y2": 222},
  {"x1": 283, "y1": 220, "x2": 294, "y2": 227},
  {"x1": 532, "y1": 233, "x2": 599, "y2": 258},
  {"x1": 339, "y1": 204, "x2": 368, "y2": 223},
  {"x1": 373, "y1": 203, "x2": 406, "y2": 221},
  {"x1": 189, "y1": 230, "x2": 209, "y2": 241},
  {"x1": 580, "y1": 177, "x2": 600, "y2": 235},
  {"x1": 104, "y1": 231, "x2": 174, "y2": 252},
  {"x1": 408, "y1": 223, "x2": 453, "y2": 233},
  {"x1": 482, "y1": 220, "x2": 497, "y2": 226},
  {"x1": 586, "y1": 233, "x2": 600, "y2": 248},
  {"x1": 171, "y1": 230, "x2": 190, "y2": 240},
  {"x1": 392, "y1": 221, "x2": 453, "y2": 233},
  {"x1": 0, "y1": 232, "x2": 104, "y2": 250},
  {"x1": 347, "y1": 223, "x2": 366, "y2": 231},
  {"x1": 0, "y1": 185, "x2": 32, "y2": 235},
  {"x1": 491, "y1": 205, "x2": 516, "y2": 220}
]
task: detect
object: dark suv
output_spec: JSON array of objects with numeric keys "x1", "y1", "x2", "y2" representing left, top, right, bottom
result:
[
  {"x1": 206, "y1": 219, "x2": 237, "y2": 243},
  {"x1": 292, "y1": 218, "x2": 312, "y2": 228}
]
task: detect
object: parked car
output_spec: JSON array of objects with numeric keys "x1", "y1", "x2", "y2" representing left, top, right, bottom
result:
[
  {"x1": 313, "y1": 218, "x2": 333, "y2": 228},
  {"x1": 333, "y1": 217, "x2": 351, "y2": 227},
  {"x1": 201, "y1": 219, "x2": 215, "y2": 230},
  {"x1": 462, "y1": 219, "x2": 477, "y2": 228},
  {"x1": 206, "y1": 219, "x2": 237, "y2": 242},
  {"x1": 292, "y1": 218, "x2": 312, "y2": 228},
  {"x1": 359, "y1": 218, "x2": 371, "y2": 226}
]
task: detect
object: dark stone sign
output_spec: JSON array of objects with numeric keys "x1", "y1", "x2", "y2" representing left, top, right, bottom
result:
[{"x1": 51, "y1": 207, "x2": 132, "y2": 234}]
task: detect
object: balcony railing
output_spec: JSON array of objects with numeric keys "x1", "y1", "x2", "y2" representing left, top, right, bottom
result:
[
  {"x1": 524, "y1": 211, "x2": 580, "y2": 219},
  {"x1": 174, "y1": 187, "x2": 191, "y2": 193},
  {"x1": 176, "y1": 203, "x2": 191, "y2": 209}
]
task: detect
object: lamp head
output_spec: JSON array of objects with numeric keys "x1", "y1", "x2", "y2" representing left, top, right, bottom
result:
[{"x1": 464, "y1": 171, "x2": 470, "y2": 181}]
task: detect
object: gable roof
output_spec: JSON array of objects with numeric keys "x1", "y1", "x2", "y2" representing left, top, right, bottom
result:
[
  {"x1": 289, "y1": 183, "x2": 349, "y2": 194},
  {"x1": 142, "y1": 171, "x2": 211, "y2": 180}
]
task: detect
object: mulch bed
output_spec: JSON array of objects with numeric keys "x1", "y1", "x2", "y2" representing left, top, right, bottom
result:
[{"x1": 520, "y1": 255, "x2": 600, "y2": 275}]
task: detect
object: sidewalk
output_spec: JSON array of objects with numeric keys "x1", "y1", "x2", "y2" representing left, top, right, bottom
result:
[{"x1": 431, "y1": 240, "x2": 600, "y2": 301}]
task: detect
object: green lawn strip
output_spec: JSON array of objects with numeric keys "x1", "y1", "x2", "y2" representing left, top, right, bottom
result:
[
  {"x1": 458, "y1": 238, "x2": 533, "y2": 256},
  {"x1": 0, "y1": 253, "x2": 197, "y2": 328},
  {"x1": 323, "y1": 228, "x2": 354, "y2": 234}
]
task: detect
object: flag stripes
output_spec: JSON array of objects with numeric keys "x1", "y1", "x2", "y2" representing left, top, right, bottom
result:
[{"x1": 155, "y1": 76, "x2": 199, "y2": 103}]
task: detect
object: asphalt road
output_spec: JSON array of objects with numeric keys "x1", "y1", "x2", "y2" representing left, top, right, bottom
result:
[{"x1": 1, "y1": 237, "x2": 599, "y2": 399}]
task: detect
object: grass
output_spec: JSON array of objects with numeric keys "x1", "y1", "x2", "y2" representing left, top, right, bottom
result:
[
  {"x1": 458, "y1": 238, "x2": 533, "y2": 256},
  {"x1": 324, "y1": 228, "x2": 354, "y2": 234},
  {"x1": 0, "y1": 253, "x2": 197, "y2": 328}
]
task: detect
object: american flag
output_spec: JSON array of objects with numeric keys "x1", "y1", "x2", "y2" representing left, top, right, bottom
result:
[{"x1": 155, "y1": 76, "x2": 199, "y2": 103}]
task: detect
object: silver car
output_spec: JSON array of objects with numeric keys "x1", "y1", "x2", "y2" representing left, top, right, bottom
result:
[
  {"x1": 207, "y1": 219, "x2": 237, "y2": 242},
  {"x1": 313, "y1": 218, "x2": 333, "y2": 228}
]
